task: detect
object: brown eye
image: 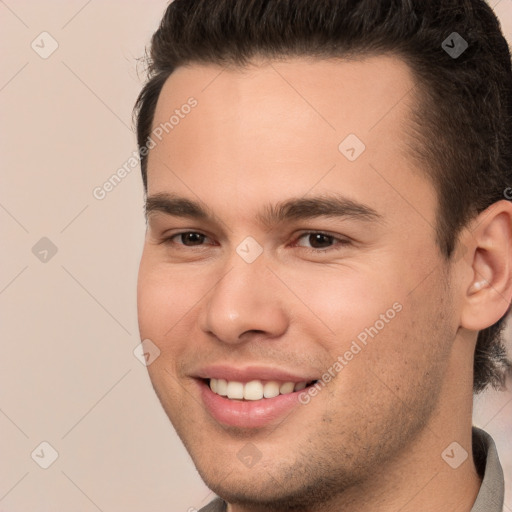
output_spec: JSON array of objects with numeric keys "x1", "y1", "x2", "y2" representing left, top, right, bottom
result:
[
  {"x1": 293, "y1": 232, "x2": 351, "y2": 253},
  {"x1": 306, "y1": 233, "x2": 335, "y2": 249},
  {"x1": 167, "y1": 232, "x2": 208, "y2": 246}
]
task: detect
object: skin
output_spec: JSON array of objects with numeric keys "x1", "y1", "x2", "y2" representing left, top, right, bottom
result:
[{"x1": 137, "y1": 55, "x2": 512, "y2": 511}]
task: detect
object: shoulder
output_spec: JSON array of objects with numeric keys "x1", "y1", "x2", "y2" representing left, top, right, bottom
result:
[
  {"x1": 198, "y1": 497, "x2": 227, "y2": 512},
  {"x1": 470, "y1": 427, "x2": 504, "y2": 512}
]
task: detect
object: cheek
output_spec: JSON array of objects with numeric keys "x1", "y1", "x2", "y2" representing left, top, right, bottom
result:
[
  {"x1": 351, "y1": 274, "x2": 453, "y2": 399},
  {"x1": 137, "y1": 253, "x2": 204, "y2": 338},
  {"x1": 295, "y1": 261, "x2": 445, "y2": 386},
  {"x1": 280, "y1": 263, "x2": 402, "y2": 345},
  {"x1": 137, "y1": 257, "x2": 196, "y2": 407}
]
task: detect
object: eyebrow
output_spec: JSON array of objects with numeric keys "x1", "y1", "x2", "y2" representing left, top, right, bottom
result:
[{"x1": 145, "y1": 192, "x2": 382, "y2": 227}]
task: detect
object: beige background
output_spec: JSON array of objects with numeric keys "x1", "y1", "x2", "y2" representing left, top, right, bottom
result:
[{"x1": 0, "y1": 1, "x2": 511, "y2": 511}]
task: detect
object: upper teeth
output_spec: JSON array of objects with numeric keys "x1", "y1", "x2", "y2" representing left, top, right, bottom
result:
[{"x1": 209, "y1": 379, "x2": 309, "y2": 400}]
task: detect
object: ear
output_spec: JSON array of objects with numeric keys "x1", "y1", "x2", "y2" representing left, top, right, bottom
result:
[{"x1": 459, "y1": 200, "x2": 512, "y2": 331}]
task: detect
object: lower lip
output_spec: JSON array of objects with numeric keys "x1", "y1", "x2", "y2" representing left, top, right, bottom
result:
[{"x1": 198, "y1": 379, "x2": 308, "y2": 428}]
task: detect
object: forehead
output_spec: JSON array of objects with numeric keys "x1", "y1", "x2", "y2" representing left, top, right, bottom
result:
[{"x1": 146, "y1": 55, "x2": 436, "y2": 230}]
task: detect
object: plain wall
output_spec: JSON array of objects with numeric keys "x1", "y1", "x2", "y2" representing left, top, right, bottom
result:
[{"x1": 1, "y1": 1, "x2": 511, "y2": 510}]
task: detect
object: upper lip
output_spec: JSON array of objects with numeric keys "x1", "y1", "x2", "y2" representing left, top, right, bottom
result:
[{"x1": 194, "y1": 365, "x2": 319, "y2": 383}]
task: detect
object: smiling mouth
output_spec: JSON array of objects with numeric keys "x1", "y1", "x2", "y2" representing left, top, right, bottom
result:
[{"x1": 204, "y1": 378, "x2": 319, "y2": 401}]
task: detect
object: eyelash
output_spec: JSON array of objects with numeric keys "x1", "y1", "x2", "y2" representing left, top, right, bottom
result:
[
  {"x1": 161, "y1": 231, "x2": 351, "y2": 254},
  {"x1": 293, "y1": 231, "x2": 352, "y2": 253}
]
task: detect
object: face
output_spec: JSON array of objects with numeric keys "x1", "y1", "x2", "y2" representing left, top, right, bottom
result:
[{"x1": 137, "y1": 56, "x2": 460, "y2": 508}]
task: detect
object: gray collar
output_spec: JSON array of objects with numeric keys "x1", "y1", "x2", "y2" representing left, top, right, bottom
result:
[{"x1": 470, "y1": 427, "x2": 505, "y2": 512}]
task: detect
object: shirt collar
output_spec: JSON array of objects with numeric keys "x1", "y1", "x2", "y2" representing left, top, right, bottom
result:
[{"x1": 470, "y1": 427, "x2": 505, "y2": 512}]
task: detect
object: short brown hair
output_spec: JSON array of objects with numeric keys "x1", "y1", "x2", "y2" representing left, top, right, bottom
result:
[{"x1": 134, "y1": 0, "x2": 512, "y2": 392}]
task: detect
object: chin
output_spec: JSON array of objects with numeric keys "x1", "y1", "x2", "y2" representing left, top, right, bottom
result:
[
  {"x1": 188, "y1": 442, "x2": 361, "y2": 512},
  {"x1": 199, "y1": 471, "x2": 346, "y2": 512}
]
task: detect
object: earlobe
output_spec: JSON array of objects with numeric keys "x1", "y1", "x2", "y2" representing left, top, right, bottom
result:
[{"x1": 459, "y1": 200, "x2": 512, "y2": 331}]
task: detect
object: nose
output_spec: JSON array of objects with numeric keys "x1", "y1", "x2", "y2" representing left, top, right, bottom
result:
[{"x1": 198, "y1": 256, "x2": 289, "y2": 345}]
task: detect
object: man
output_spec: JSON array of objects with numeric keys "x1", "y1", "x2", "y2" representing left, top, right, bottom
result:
[{"x1": 134, "y1": 1, "x2": 512, "y2": 510}]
